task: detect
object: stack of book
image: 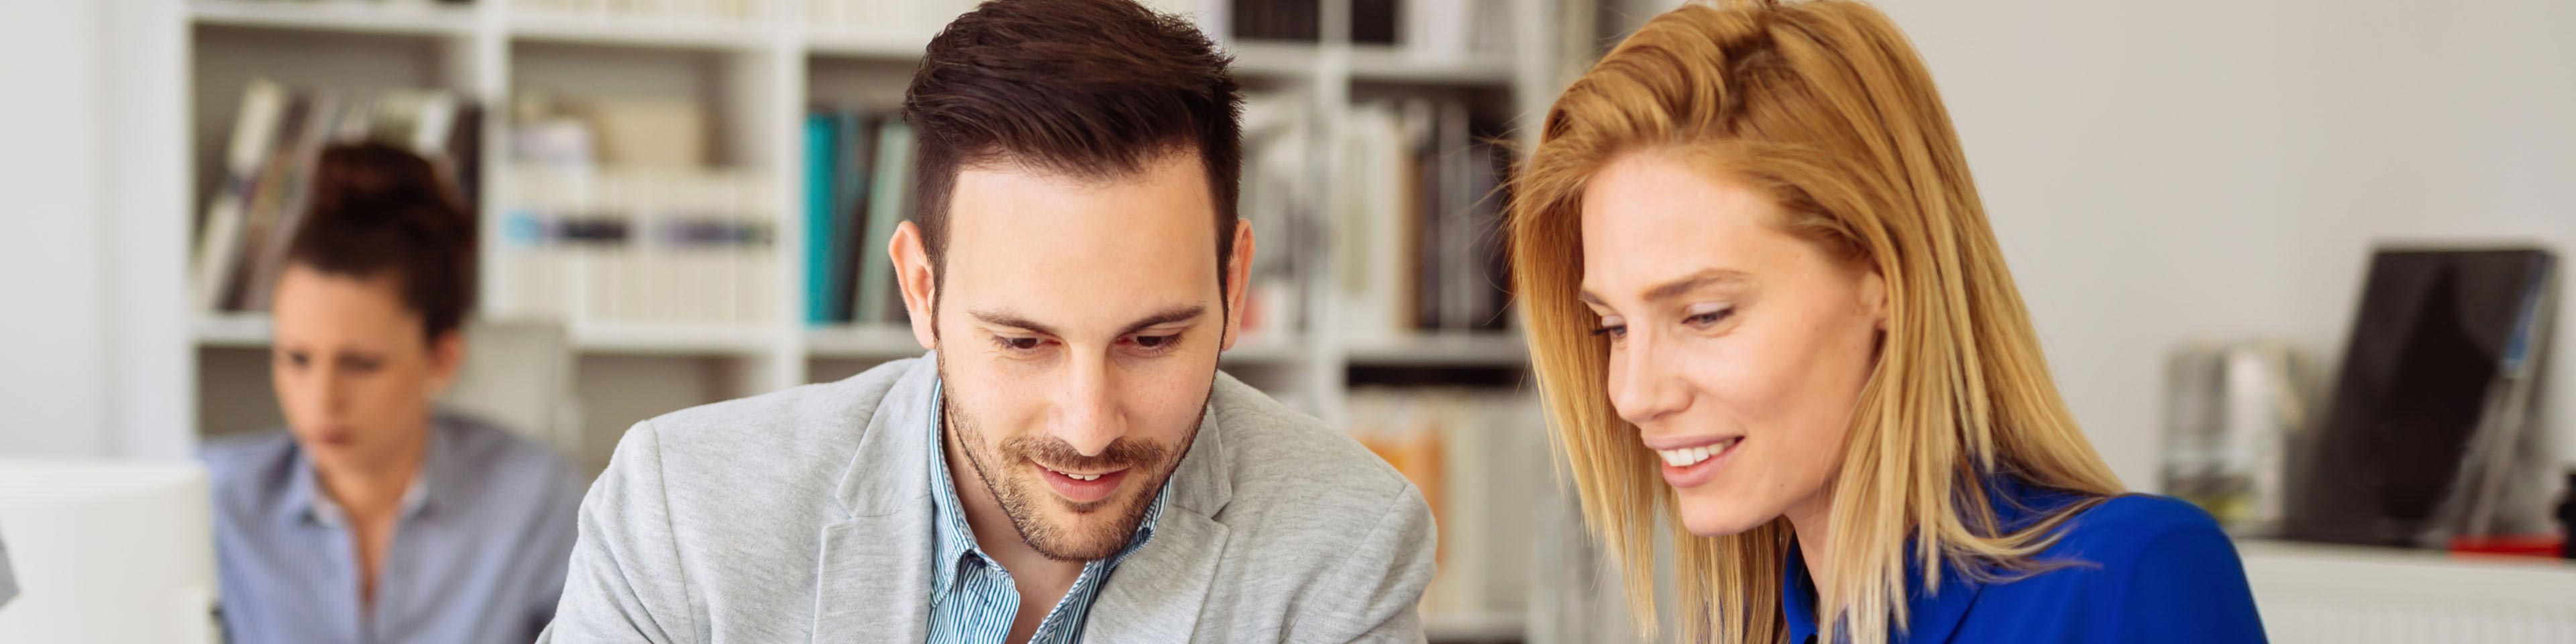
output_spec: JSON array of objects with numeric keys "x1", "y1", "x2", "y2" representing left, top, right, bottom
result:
[
  {"x1": 496, "y1": 166, "x2": 778, "y2": 327},
  {"x1": 191, "y1": 78, "x2": 483, "y2": 316},
  {"x1": 1345, "y1": 388, "x2": 1548, "y2": 619},
  {"x1": 1334, "y1": 98, "x2": 1514, "y2": 342},
  {"x1": 801, "y1": 108, "x2": 914, "y2": 328}
]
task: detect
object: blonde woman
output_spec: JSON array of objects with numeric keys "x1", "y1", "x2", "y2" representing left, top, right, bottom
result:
[{"x1": 1508, "y1": 1, "x2": 2264, "y2": 642}]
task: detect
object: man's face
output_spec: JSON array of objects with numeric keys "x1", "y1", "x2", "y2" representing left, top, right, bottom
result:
[{"x1": 906, "y1": 150, "x2": 1248, "y2": 561}]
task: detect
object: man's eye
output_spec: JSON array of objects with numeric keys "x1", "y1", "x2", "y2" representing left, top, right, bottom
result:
[
  {"x1": 1132, "y1": 334, "x2": 1179, "y2": 349},
  {"x1": 994, "y1": 336, "x2": 1043, "y2": 352}
]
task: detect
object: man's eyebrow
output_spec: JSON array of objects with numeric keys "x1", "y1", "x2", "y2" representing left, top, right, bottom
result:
[
  {"x1": 966, "y1": 305, "x2": 1207, "y2": 338},
  {"x1": 1580, "y1": 268, "x2": 1752, "y2": 306},
  {"x1": 1117, "y1": 305, "x2": 1206, "y2": 337},
  {"x1": 969, "y1": 310, "x2": 1061, "y2": 337}
]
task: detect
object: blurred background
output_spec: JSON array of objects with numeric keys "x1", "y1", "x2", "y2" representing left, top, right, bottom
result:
[{"x1": 0, "y1": 0, "x2": 2572, "y2": 642}]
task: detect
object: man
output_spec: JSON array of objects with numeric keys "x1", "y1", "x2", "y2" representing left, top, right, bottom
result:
[{"x1": 540, "y1": 1, "x2": 1437, "y2": 642}]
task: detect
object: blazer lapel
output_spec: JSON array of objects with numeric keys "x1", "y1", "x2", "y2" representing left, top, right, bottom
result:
[
  {"x1": 1079, "y1": 511, "x2": 1230, "y2": 641},
  {"x1": 1079, "y1": 385, "x2": 1240, "y2": 641},
  {"x1": 811, "y1": 511, "x2": 933, "y2": 642},
  {"x1": 810, "y1": 356, "x2": 942, "y2": 643}
]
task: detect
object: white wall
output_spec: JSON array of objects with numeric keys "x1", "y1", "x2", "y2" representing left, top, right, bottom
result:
[
  {"x1": 0, "y1": 0, "x2": 190, "y2": 460},
  {"x1": 0, "y1": 1, "x2": 114, "y2": 456},
  {"x1": 1611, "y1": 0, "x2": 2576, "y2": 489}
]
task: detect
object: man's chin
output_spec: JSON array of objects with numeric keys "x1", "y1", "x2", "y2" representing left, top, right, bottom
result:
[{"x1": 1009, "y1": 476, "x2": 1157, "y2": 561}]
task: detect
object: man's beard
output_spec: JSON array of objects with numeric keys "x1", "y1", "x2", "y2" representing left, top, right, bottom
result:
[{"x1": 939, "y1": 359, "x2": 1212, "y2": 561}]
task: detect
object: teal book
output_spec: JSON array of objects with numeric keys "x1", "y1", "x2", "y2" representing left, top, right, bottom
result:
[{"x1": 803, "y1": 113, "x2": 839, "y2": 325}]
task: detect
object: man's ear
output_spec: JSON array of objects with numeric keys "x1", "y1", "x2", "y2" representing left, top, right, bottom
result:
[
  {"x1": 425, "y1": 329, "x2": 466, "y2": 397},
  {"x1": 890, "y1": 221, "x2": 939, "y2": 350},
  {"x1": 1219, "y1": 219, "x2": 1255, "y2": 351}
]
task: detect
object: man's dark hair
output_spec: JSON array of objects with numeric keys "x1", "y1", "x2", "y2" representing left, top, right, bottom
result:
[
  {"x1": 903, "y1": 0, "x2": 1244, "y2": 293},
  {"x1": 283, "y1": 142, "x2": 476, "y2": 345}
]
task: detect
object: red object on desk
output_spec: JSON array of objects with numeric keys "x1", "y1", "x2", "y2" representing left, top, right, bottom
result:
[{"x1": 2446, "y1": 534, "x2": 2565, "y2": 559}]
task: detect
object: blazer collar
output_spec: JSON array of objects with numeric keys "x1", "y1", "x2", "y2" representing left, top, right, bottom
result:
[{"x1": 1783, "y1": 475, "x2": 2078, "y2": 643}]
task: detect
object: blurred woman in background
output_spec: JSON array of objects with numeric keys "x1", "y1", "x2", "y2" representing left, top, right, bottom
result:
[
  {"x1": 199, "y1": 142, "x2": 582, "y2": 643},
  {"x1": 1507, "y1": 1, "x2": 2264, "y2": 642}
]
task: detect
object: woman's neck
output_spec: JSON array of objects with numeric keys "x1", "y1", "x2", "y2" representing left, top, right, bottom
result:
[
  {"x1": 317, "y1": 423, "x2": 431, "y2": 517},
  {"x1": 1784, "y1": 488, "x2": 1834, "y2": 582}
]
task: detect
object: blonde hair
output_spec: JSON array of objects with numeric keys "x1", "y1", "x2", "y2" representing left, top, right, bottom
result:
[{"x1": 1507, "y1": 1, "x2": 2125, "y2": 642}]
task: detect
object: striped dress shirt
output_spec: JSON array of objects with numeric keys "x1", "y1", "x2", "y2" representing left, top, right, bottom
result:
[{"x1": 925, "y1": 381, "x2": 1170, "y2": 644}]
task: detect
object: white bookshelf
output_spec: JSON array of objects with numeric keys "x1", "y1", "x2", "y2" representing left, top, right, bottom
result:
[{"x1": 166, "y1": 1, "x2": 1562, "y2": 639}]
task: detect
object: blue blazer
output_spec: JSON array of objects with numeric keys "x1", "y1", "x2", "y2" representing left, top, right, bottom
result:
[{"x1": 1782, "y1": 478, "x2": 2267, "y2": 643}]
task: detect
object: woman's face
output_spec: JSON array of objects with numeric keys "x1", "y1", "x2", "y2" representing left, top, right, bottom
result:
[
  {"x1": 269, "y1": 264, "x2": 459, "y2": 477},
  {"x1": 1577, "y1": 151, "x2": 1886, "y2": 537}
]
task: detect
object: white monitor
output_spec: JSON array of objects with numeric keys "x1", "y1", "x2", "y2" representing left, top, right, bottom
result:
[{"x1": 0, "y1": 458, "x2": 217, "y2": 644}]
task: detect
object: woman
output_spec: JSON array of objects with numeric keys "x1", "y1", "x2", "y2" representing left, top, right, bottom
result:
[
  {"x1": 1507, "y1": 1, "x2": 2264, "y2": 642},
  {"x1": 199, "y1": 142, "x2": 582, "y2": 643}
]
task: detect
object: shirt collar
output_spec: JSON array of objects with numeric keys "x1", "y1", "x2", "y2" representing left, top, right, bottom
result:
[
  {"x1": 926, "y1": 378, "x2": 1171, "y2": 598},
  {"x1": 1781, "y1": 476, "x2": 2074, "y2": 643},
  {"x1": 282, "y1": 417, "x2": 448, "y2": 529}
]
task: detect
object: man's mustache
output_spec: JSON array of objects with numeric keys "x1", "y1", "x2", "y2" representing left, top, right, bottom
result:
[{"x1": 1004, "y1": 435, "x2": 1167, "y2": 472}]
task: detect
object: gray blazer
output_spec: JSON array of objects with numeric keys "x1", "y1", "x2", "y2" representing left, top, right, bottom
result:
[{"x1": 541, "y1": 355, "x2": 1437, "y2": 643}]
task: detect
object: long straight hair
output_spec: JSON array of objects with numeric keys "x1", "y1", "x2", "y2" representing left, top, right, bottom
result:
[{"x1": 1507, "y1": 2, "x2": 2124, "y2": 642}]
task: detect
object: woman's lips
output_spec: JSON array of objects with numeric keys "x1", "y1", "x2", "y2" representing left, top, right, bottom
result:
[{"x1": 1656, "y1": 436, "x2": 1743, "y2": 488}]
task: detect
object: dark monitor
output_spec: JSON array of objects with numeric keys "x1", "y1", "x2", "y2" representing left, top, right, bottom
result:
[{"x1": 2284, "y1": 247, "x2": 2556, "y2": 547}]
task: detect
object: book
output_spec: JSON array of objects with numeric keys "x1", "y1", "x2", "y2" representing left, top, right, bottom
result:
[
  {"x1": 853, "y1": 120, "x2": 914, "y2": 326},
  {"x1": 1334, "y1": 97, "x2": 1513, "y2": 339},
  {"x1": 498, "y1": 166, "x2": 778, "y2": 327},
  {"x1": 804, "y1": 113, "x2": 840, "y2": 324},
  {"x1": 191, "y1": 79, "x2": 288, "y2": 315},
  {"x1": 828, "y1": 111, "x2": 877, "y2": 323}
]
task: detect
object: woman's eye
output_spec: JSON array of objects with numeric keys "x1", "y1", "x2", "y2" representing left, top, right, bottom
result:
[
  {"x1": 1684, "y1": 307, "x2": 1735, "y2": 327},
  {"x1": 1588, "y1": 325, "x2": 1627, "y2": 339}
]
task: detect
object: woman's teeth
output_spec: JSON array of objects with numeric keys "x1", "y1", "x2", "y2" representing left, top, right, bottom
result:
[{"x1": 1657, "y1": 438, "x2": 1739, "y2": 467}]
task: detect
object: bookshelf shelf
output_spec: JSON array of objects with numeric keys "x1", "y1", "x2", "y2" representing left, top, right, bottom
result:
[
  {"x1": 194, "y1": 315, "x2": 785, "y2": 357},
  {"x1": 1420, "y1": 610, "x2": 1527, "y2": 642},
  {"x1": 804, "y1": 325, "x2": 925, "y2": 360},
  {"x1": 1344, "y1": 333, "x2": 1529, "y2": 367},
  {"x1": 193, "y1": 313, "x2": 274, "y2": 349},
  {"x1": 571, "y1": 323, "x2": 777, "y2": 356},
  {"x1": 506, "y1": 14, "x2": 773, "y2": 50},
  {"x1": 1346, "y1": 46, "x2": 1515, "y2": 87},
  {"x1": 1224, "y1": 42, "x2": 1326, "y2": 80},
  {"x1": 189, "y1": 0, "x2": 480, "y2": 36},
  {"x1": 804, "y1": 30, "x2": 940, "y2": 61}
]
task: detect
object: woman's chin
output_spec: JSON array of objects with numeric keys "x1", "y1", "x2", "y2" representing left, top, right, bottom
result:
[{"x1": 1675, "y1": 498, "x2": 1773, "y2": 537}]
